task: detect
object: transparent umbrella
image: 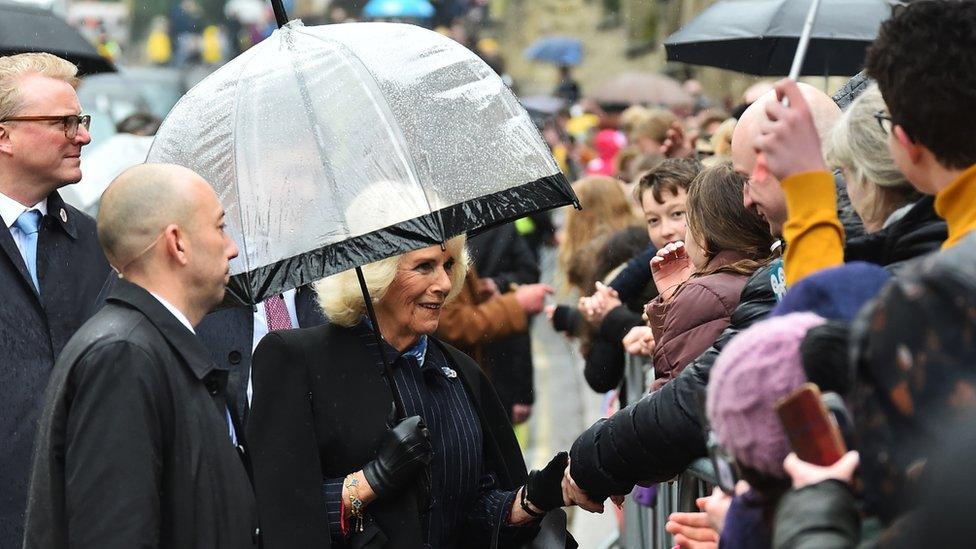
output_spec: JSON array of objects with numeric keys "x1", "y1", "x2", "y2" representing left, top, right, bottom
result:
[{"x1": 148, "y1": 21, "x2": 577, "y2": 307}]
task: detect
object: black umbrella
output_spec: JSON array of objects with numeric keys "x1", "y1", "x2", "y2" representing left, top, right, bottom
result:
[
  {"x1": 0, "y1": 0, "x2": 114, "y2": 75},
  {"x1": 664, "y1": 0, "x2": 890, "y2": 76}
]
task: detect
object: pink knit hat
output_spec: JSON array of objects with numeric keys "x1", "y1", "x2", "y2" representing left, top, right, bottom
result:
[{"x1": 706, "y1": 312, "x2": 826, "y2": 478}]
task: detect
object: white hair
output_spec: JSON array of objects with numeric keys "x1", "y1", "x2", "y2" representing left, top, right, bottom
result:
[
  {"x1": 826, "y1": 84, "x2": 911, "y2": 190},
  {"x1": 315, "y1": 234, "x2": 469, "y2": 327}
]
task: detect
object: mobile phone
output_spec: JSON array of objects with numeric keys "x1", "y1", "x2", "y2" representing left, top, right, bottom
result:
[{"x1": 775, "y1": 383, "x2": 847, "y2": 466}]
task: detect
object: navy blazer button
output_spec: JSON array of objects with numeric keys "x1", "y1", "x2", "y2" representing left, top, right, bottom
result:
[{"x1": 228, "y1": 350, "x2": 242, "y2": 364}]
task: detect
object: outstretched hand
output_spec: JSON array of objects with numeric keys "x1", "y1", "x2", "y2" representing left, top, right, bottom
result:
[
  {"x1": 515, "y1": 283, "x2": 554, "y2": 315},
  {"x1": 561, "y1": 461, "x2": 607, "y2": 513},
  {"x1": 622, "y1": 325, "x2": 655, "y2": 356},
  {"x1": 651, "y1": 241, "x2": 694, "y2": 300},
  {"x1": 578, "y1": 282, "x2": 622, "y2": 326}
]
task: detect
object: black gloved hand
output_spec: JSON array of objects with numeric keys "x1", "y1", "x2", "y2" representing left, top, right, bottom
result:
[
  {"x1": 362, "y1": 415, "x2": 433, "y2": 500},
  {"x1": 524, "y1": 451, "x2": 569, "y2": 512}
]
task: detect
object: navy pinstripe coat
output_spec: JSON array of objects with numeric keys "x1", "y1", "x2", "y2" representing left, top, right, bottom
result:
[{"x1": 246, "y1": 323, "x2": 574, "y2": 549}]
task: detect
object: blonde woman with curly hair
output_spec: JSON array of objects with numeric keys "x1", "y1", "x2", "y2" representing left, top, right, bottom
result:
[{"x1": 247, "y1": 236, "x2": 574, "y2": 548}]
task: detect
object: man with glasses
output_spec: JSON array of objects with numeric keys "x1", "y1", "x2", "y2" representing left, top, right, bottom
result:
[{"x1": 0, "y1": 52, "x2": 110, "y2": 548}]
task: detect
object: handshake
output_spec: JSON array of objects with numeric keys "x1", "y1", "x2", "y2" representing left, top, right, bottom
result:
[{"x1": 525, "y1": 452, "x2": 623, "y2": 515}]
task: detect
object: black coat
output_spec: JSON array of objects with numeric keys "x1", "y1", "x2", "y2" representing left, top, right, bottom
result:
[
  {"x1": 23, "y1": 280, "x2": 259, "y2": 549},
  {"x1": 583, "y1": 305, "x2": 644, "y2": 395},
  {"x1": 844, "y1": 195, "x2": 947, "y2": 275},
  {"x1": 195, "y1": 285, "x2": 327, "y2": 421},
  {"x1": 570, "y1": 262, "x2": 783, "y2": 497},
  {"x1": 0, "y1": 191, "x2": 110, "y2": 548},
  {"x1": 247, "y1": 324, "x2": 572, "y2": 549},
  {"x1": 469, "y1": 225, "x2": 540, "y2": 411}
]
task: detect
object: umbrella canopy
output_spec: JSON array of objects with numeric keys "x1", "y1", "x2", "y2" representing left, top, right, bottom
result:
[
  {"x1": 362, "y1": 0, "x2": 434, "y2": 19},
  {"x1": 0, "y1": 0, "x2": 114, "y2": 75},
  {"x1": 664, "y1": 0, "x2": 890, "y2": 76},
  {"x1": 149, "y1": 21, "x2": 576, "y2": 306},
  {"x1": 589, "y1": 72, "x2": 691, "y2": 107},
  {"x1": 523, "y1": 36, "x2": 583, "y2": 66}
]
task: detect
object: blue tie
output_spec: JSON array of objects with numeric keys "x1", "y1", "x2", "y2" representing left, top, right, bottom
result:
[{"x1": 14, "y1": 209, "x2": 42, "y2": 293}]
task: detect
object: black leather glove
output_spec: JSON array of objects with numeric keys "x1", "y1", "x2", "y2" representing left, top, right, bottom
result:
[
  {"x1": 362, "y1": 415, "x2": 433, "y2": 499},
  {"x1": 524, "y1": 451, "x2": 569, "y2": 512}
]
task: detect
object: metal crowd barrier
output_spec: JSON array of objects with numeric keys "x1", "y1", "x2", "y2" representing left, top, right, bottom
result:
[{"x1": 600, "y1": 354, "x2": 717, "y2": 549}]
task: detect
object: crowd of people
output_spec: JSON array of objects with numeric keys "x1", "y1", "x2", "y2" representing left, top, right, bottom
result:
[{"x1": 1, "y1": 0, "x2": 976, "y2": 548}]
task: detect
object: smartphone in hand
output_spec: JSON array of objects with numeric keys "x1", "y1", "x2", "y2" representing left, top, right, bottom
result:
[{"x1": 775, "y1": 383, "x2": 846, "y2": 466}]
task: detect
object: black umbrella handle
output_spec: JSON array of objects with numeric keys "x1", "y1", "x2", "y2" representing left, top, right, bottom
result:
[
  {"x1": 355, "y1": 267, "x2": 431, "y2": 515},
  {"x1": 270, "y1": 0, "x2": 289, "y2": 28},
  {"x1": 355, "y1": 266, "x2": 408, "y2": 423}
]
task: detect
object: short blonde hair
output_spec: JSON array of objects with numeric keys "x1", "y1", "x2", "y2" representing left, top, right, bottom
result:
[
  {"x1": 0, "y1": 53, "x2": 79, "y2": 122},
  {"x1": 315, "y1": 235, "x2": 470, "y2": 327}
]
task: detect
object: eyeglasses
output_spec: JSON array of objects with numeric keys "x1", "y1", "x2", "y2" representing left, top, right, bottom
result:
[
  {"x1": 0, "y1": 114, "x2": 91, "y2": 139},
  {"x1": 873, "y1": 110, "x2": 894, "y2": 135}
]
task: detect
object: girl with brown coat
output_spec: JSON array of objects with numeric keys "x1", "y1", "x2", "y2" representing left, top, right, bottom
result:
[{"x1": 645, "y1": 163, "x2": 774, "y2": 390}]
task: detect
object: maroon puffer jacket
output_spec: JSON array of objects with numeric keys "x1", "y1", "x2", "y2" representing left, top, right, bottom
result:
[{"x1": 646, "y1": 250, "x2": 752, "y2": 390}]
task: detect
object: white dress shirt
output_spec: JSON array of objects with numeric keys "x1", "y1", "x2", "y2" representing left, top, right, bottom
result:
[{"x1": 0, "y1": 191, "x2": 48, "y2": 262}]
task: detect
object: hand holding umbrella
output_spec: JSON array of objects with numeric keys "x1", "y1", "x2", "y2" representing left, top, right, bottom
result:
[
  {"x1": 751, "y1": 0, "x2": 823, "y2": 183},
  {"x1": 754, "y1": 79, "x2": 828, "y2": 182}
]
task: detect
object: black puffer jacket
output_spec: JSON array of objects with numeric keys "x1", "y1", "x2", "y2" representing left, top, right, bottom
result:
[
  {"x1": 844, "y1": 196, "x2": 947, "y2": 275},
  {"x1": 569, "y1": 261, "x2": 785, "y2": 497}
]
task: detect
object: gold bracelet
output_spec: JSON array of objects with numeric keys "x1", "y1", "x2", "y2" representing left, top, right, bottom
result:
[{"x1": 344, "y1": 473, "x2": 364, "y2": 533}]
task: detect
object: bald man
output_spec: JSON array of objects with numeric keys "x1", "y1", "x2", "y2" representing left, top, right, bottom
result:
[
  {"x1": 733, "y1": 81, "x2": 872, "y2": 286},
  {"x1": 732, "y1": 81, "x2": 842, "y2": 237},
  {"x1": 23, "y1": 164, "x2": 258, "y2": 549}
]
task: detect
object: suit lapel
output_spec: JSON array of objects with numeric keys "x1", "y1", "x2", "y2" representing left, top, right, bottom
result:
[{"x1": 0, "y1": 223, "x2": 40, "y2": 300}]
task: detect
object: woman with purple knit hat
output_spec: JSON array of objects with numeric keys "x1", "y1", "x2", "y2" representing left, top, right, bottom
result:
[{"x1": 704, "y1": 312, "x2": 827, "y2": 549}]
